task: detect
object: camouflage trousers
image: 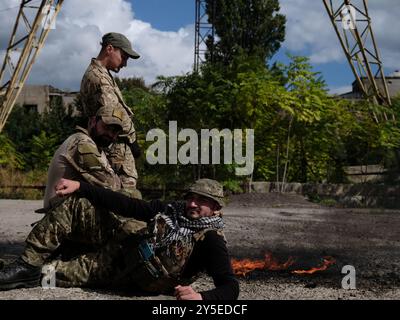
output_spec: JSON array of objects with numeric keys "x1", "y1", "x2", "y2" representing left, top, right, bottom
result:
[
  {"x1": 107, "y1": 142, "x2": 138, "y2": 190},
  {"x1": 21, "y1": 195, "x2": 147, "y2": 288}
]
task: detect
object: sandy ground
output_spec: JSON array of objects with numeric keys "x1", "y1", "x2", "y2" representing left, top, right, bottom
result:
[{"x1": 1, "y1": 193, "x2": 400, "y2": 300}]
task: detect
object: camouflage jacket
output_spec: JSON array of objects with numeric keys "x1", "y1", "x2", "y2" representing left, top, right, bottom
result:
[
  {"x1": 80, "y1": 58, "x2": 136, "y2": 144},
  {"x1": 43, "y1": 126, "x2": 121, "y2": 208}
]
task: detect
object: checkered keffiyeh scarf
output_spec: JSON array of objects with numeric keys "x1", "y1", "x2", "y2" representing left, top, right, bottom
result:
[{"x1": 154, "y1": 201, "x2": 224, "y2": 250}]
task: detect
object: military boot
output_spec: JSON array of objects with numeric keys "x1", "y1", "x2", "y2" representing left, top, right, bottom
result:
[{"x1": 0, "y1": 258, "x2": 41, "y2": 290}]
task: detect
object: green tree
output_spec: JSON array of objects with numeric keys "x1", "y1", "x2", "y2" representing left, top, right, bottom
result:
[
  {"x1": 40, "y1": 96, "x2": 82, "y2": 145},
  {"x1": 4, "y1": 98, "x2": 81, "y2": 170},
  {"x1": 29, "y1": 130, "x2": 59, "y2": 171},
  {"x1": 3, "y1": 105, "x2": 42, "y2": 158},
  {"x1": 0, "y1": 133, "x2": 24, "y2": 169},
  {"x1": 116, "y1": 76, "x2": 149, "y2": 92},
  {"x1": 206, "y1": 0, "x2": 286, "y2": 64}
]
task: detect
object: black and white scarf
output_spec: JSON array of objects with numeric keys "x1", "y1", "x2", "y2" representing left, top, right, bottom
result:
[{"x1": 154, "y1": 201, "x2": 224, "y2": 250}]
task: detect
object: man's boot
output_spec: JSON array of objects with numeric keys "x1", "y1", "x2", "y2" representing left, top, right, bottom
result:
[{"x1": 0, "y1": 258, "x2": 41, "y2": 290}]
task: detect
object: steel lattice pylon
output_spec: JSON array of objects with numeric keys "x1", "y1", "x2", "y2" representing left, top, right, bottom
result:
[
  {"x1": 0, "y1": 0, "x2": 64, "y2": 132},
  {"x1": 323, "y1": 0, "x2": 392, "y2": 122},
  {"x1": 194, "y1": 0, "x2": 215, "y2": 72}
]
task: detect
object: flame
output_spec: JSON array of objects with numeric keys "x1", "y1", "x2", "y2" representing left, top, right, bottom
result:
[
  {"x1": 232, "y1": 254, "x2": 336, "y2": 277},
  {"x1": 231, "y1": 258, "x2": 265, "y2": 276},
  {"x1": 232, "y1": 252, "x2": 295, "y2": 276},
  {"x1": 265, "y1": 252, "x2": 295, "y2": 271},
  {"x1": 292, "y1": 256, "x2": 336, "y2": 275}
]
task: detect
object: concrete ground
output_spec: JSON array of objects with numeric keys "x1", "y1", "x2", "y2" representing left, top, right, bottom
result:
[{"x1": 0, "y1": 192, "x2": 400, "y2": 300}]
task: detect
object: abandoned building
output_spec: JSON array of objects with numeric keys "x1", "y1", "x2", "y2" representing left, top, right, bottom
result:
[
  {"x1": 15, "y1": 85, "x2": 78, "y2": 114},
  {"x1": 339, "y1": 70, "x2": 400, "y2": 100}
]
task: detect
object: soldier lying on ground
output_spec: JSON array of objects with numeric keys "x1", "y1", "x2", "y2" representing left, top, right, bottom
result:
[{"x1": 0, "y1": 178, "x2": 239, "y2": 300}]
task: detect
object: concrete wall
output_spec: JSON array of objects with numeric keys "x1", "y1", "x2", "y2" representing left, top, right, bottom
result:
[
  {"x1": 343, "y1": 164, "x2": 386, "y2": 183},
  {"x1": 15, "y1": 85, "x2": 50, "y2": 113},
  {"x1": 356, "y1": 77, "x2": 400, "y2": 98},
  {"x1": 339, "y1": 77, "x2": 400, "y2": 100}
]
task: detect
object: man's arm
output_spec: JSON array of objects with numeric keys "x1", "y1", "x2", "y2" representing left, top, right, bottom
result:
[
  {"x1": 181, "y1": 231, "x2": 240, "y2": 300},
  {"x1": 56, "y1": 179, "x2": 163, "y2": 222},
  {"x1": 65, "y1": 137, "x2": 121, "y2": 190},
  {"x1": 99, "y1": 80, "x2": 136, "y2": 143},
  {"x1": 82, "y1": 70, "x2": 136, "y2": 143}
]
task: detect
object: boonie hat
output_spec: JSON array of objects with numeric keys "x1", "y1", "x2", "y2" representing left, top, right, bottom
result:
[{"x1": 186, "y1": 178, "x2": 225, "y2": 208}]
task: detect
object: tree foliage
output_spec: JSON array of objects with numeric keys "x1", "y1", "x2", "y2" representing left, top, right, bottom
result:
[
  {"x1": 4, "y1": 96, "x2": 81, "y2": 171},
  {"x1": 147, "y1": 53, "x2": 400, "y2": 188},
  {"x1": 205, "y1": 0, "x2": 286, "y2": 64},
  {"x1": 0, "y1": 134, "x2": 24, "y2": 169},
  {"x1": 29, "y1": 130, "x2": 59, "y2": 171}
]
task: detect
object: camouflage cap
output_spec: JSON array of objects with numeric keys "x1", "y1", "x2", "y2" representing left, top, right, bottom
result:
[
  {"x1": 96, "y1": 106, "x2": 124, "y2": 130},
  {"x1": 186, "y1": 178, "x2": 225, "y2": 208},
  {"x1": 101, "y1": 32, "x2": 140, "y2": 59}
]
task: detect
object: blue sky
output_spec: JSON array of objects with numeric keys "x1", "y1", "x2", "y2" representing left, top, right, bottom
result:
[
  {"x1": 1, "y1": 0, "x2": 398, "y2": 94},
  {"x1": 131, "y1": 0, "x2": 195, "y2": 32}
]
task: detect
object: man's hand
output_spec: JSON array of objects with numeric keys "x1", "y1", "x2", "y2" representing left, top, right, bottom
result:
[
  {"x1": 174, "y1": 285, "x2": 203, "y2": 300},
  {"x1": 55, "y1": 178, "x2": 80, "y2": 196}
]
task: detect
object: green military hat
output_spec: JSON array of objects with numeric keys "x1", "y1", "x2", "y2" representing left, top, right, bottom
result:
[
  {"x1": 186, "y1": 178, "x2": 225, "y2": 208},
  {"x1": 96, "y1": 106, "x2": 124, "y2": 130},
  {"x1": 101, "y1": 32, "x2": 140, "y2": 59}
]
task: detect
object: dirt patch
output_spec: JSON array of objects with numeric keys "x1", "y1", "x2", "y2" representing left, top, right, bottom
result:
[{"x1": 228, "y1": 192, "x2": 321, "y2": 208}]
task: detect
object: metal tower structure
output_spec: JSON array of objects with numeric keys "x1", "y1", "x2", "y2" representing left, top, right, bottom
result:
[
  {"x1": 0, "y1": 0, "x2": 64, "y2": 132},
  {"x1": 323, "y1": 0, "x2": 392, "y2": 122},
  {"x1": 194, "y1": 0, "x2": 215, "y2": 72}
]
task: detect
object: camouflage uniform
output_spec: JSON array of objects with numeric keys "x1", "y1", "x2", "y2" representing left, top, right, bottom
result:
[
  {"x1": 80, "y1": 58, "x2": 138, "y2": 190},
  {"x1": 40, "y1": 114, "x2": 145, "y2": 279},
  {"x1": 22, "y1": 195, "x2": 146, "y2": 287},
  {"x1": 22, "y1": 197, "x2": 223, "y2": 291},
  {"x1": 21, "y1": 180, "x2": 226, "y2": 291},
  {"x1": 43, "y1": 126, "x2": 121, "y2": 209}
]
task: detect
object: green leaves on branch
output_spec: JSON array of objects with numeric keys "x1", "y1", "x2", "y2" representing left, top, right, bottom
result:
[
  {"x1": 205, "y1": 0, "x2": 286, "y2": 64},
  {"x1": 29, "y1": 131, "x2": 59, "y2": 171},
  {"x1": 0, "y1": 134, "x2": 24, "y2": 169}
]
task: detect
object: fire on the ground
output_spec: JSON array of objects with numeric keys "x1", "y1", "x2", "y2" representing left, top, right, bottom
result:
[{"x1": 231, "y1": 253, "x2": 336, "y2": 277}]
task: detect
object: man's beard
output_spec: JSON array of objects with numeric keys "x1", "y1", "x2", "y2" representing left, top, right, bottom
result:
[
  {"x1": 186, "y1": 207, "x2": 201, "y2": 219},
  {"x1": 92, "y1": 127, "x2": 113, "y2": 148}
]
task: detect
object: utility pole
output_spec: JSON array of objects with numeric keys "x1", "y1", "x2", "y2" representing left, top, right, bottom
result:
[
  {"x1": 194, "y1": 0, "x2": 215, "y2": 72},
  {"x1": 0, "y1": 0, "x2": 64, "y2": 132},
  {"x1": 323, "y1": 0, "x2": 392, "y2": 122}
]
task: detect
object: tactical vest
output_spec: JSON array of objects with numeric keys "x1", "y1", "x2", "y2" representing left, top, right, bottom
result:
[{"x1": 123, "y1": 210, "x2": 224, "y2": 294}]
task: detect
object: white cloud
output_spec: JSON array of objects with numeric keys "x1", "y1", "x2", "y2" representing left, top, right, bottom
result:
[
  {"x1": 280, "y1": 0, "x2": 344, "y2": 64},
  {"x1": 0, "y1": 1, "x2": 21, "y2": 46},
  {"x1": 329, "y1": 85, "x2": 352, "y2": 95},
  {"x1": 280, "y1": 0, "x2": 400, "y2": 70},
  {"x1": 0, "y1": 0, "x2": 194, "y2": 91},
  {"x1": 121, "y1": 21, "x2": 195, "y2": 84}
]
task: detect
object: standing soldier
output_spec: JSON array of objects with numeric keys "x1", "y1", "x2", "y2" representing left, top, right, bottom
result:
[{"x1": 80, "y1": 32, "x2": 141, "y2": 197}]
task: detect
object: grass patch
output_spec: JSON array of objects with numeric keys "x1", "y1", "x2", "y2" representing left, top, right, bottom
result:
[{"x1": 0, "y1": 168, "x2": 46, "y2": 200}]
